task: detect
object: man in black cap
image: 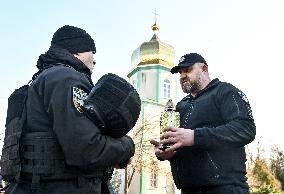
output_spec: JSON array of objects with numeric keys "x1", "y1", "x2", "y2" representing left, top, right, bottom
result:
[
  {"x1": 2, "y1": 25, "x2": 135, "y2": 194},
  {"x1": 151, "y1": 53, "x2": 256, "y2": 194}
]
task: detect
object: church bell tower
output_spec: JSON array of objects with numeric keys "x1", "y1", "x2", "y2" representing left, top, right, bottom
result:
[
  {"x1": 127, "y1": 21, "x2": 177, "y2": 105},
  {"x1": 126, "y1": 17, "x2": 179, "y2": 194}
]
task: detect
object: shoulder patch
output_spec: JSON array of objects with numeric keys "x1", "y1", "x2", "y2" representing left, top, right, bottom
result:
[{"x1": 72, "y1": 87, "x2": 88, "y2": 113}]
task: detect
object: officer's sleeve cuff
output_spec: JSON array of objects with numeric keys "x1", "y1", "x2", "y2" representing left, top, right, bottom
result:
[{"x1": 193, "y1": 128, "x2": 207, "y2": 147}]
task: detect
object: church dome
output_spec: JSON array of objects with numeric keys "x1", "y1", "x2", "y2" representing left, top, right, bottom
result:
[{"x1": 131, "y1": 23, "x2": 175, "y2": 69}]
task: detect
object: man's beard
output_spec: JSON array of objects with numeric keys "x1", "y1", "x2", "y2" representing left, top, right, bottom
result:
[{"x1": 181, "y1": 76, "x2": 202, "y2": 94}]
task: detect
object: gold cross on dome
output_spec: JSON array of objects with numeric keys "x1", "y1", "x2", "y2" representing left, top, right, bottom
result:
[{"x1": 153, "y1": 9, "x2": 159, "y2": 24}]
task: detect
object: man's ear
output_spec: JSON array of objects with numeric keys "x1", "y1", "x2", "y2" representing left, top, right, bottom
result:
[
  {"x1": 202, "y1": 64, "x2": 208, "y2": 72},
  {"x1": 73, "y1": 53, "x2": 82, "y2": 61},
  {"x1": 73, "y1": 53, "x2": 80, "y2": 57}
]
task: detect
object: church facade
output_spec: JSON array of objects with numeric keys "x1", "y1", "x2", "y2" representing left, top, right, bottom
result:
[{"x1": 124, "y1": 21, "x2": 180, "y2": 194}]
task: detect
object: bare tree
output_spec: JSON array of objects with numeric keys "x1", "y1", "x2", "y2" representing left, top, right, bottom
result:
[
  {"x1": 124, "y1": 113, "x2": 169, "y2": 194},
  {"x1": 270, "y1": 146, "x2": 284, "y2": 190}
]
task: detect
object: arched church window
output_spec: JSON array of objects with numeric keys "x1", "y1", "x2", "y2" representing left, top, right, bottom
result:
[{"x1": 164, "y1": 79, "x2": 171, "y2": 99}]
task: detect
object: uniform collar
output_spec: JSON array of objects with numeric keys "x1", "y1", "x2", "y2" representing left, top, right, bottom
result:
[
  {"x1": 196, "y1": 78, "x2": 220, "y2": 97},
  {"x1": 36, "y1": 45, "x2": 92, "y2": 77}
]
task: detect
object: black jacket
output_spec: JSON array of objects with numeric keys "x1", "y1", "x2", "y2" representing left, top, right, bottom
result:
[
  {"x1": 6, "y1": 46, "x2": 134, "y2": 194},
  {"x1": 170, "y1": 78, "x2": 256, "y2": 190}
]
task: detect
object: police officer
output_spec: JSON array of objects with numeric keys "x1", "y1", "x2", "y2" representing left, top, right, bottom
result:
[
  {"x1": 151, "y1": 53, "x2": 256, "y2": 194},
  {"x1": 3, "y1": 25, "x2": 135, "y2": 194}
]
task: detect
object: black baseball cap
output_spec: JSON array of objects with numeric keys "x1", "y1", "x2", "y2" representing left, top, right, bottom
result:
[{"x1": 170, "y1": 53, "x2": 207, "y2": 74}]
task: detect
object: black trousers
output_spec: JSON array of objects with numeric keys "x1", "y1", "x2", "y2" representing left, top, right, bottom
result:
[{"x1": 181, "y1": 185, "x2": 249, "y2": 194}]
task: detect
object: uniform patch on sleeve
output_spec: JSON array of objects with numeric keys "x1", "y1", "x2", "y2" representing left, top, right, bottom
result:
[{"x1": 72, "y1": 87, "x2": 88, "y2": 113}]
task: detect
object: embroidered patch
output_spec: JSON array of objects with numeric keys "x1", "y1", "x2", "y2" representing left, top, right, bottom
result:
[{"x1": 72, "y1": 87, "x2": 88, "y2": 113}]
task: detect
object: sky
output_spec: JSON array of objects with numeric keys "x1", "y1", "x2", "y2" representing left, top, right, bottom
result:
[{"x1": 0, "y1": 0, "x2": 284, "y2": 154}]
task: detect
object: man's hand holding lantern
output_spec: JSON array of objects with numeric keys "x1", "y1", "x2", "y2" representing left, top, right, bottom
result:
[{"x1": 160, "y1": 126, "x2": 195, "y2": 152}]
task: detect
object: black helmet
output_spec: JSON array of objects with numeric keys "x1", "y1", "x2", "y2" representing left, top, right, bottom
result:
[{"x1": 83, "y1": 73, "x2": 141, "y2": 138}]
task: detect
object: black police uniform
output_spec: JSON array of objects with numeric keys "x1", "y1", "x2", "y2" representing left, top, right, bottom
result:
[
  {"x1": 4, "y1": 45, "x2": 135, "y2": 194},
  {"x1": 171, "y1": 79, "x2": 255, "y2": 194}
]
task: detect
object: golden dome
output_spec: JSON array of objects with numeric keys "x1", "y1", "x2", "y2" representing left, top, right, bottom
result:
[
  {"x1": 131, "y1": 23, "x2": 175, "y2": 69},
  {"x1": 151, "y1": 22, "x2": 159, "y2": 32}
]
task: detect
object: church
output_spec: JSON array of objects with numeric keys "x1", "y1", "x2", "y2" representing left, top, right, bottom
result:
[{"x1": 118, "y1": 19, "x2": 181, "y2": 194}]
